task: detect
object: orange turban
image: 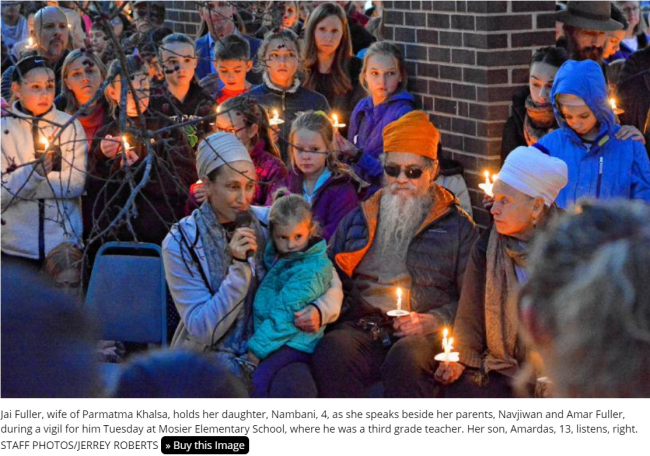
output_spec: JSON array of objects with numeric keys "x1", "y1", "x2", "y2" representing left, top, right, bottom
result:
[{"x1": 382, "y1": 111, "x2": 440, "y2": 160}]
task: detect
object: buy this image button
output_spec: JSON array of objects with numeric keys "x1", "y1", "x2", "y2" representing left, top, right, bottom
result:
[{"x1": 161, "y1": 436, "x2": 249, "y2": 454}]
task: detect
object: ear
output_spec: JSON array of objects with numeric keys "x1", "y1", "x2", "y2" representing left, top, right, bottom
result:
[
  {"x1": 531, "y1": 198, "x2": 545, "y2": 220},
  {"x1": 247, "y1": 122, "x2": 259, "y2": 141},
  {"x1": 11, "y1": 82, "x2": 21, "y2": 99},
  {"x1": 106, "y1": 84, "x2": 117, "y2": 102},
  {"x1": 245, "y1": 60, "x2": 253, "y2": 72}
]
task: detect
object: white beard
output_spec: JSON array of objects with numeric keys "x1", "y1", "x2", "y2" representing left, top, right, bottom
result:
[{"x1": 376, "y1": 190, "x2": 432, "y2": 258}]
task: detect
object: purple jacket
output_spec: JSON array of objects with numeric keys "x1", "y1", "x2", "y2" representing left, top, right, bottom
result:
[
  {"x1": 250, "y1": 140, "x2": 287, "y2": 206},
  {"x1": 283, "y1": 170, "x2": 360, "y2": 241},
  {"x1": 347, "y1": 91, "x2": 415, "y2": 195}
]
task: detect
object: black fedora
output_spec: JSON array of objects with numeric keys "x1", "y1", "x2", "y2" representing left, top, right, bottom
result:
[{"x1": 556, "y1": 1, "x2": 624, "y2": 31}]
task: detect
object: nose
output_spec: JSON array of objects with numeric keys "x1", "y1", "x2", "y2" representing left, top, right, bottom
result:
[
  {"x1": 540, "y1": 86, "x2": 550, "y2": 101},
  {"x1": 395, "y1": 169, "x2": 409, "y2": 184},
  {"x1": 490, "y1": 201, "x2": 501, "y2": 216},
  {"x1": 236, "y1": 188, "x2": 247, "y2": 205}
]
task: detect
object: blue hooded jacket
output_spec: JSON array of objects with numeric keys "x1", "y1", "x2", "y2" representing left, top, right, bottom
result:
[
  {"x1": 536, "y1": 60, "x2": 650, "y2": 208},
  {"x1": 347, "y1": 91, "x2": 416, "y2": 196}
]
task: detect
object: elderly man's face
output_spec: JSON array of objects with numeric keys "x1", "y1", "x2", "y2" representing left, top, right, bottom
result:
[
  {"x1": 383, "y1": 152, "x2": 435, "y2": 199},
  {"x1": 199, "y1": 1, "x2": 235, "y2": 40},
  {"x1": 34, "y1": 7, "x2": 69, "y2": 61}
]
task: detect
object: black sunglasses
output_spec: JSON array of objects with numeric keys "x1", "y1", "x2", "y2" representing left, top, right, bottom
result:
[{"x1": 383, "y1": 164, "x2": 426, "y2": 179}]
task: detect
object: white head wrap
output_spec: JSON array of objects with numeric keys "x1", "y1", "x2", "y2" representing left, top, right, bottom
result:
[
  {"x1": 195, "y1": 132, "x2": 252, "y2": 179},
  {"x1": 499, "y1": 146, "x2": 569, "y2": 206}
]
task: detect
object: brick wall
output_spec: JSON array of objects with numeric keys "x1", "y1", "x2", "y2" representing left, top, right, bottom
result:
[
  {"x1": 165, "y1": 1, "x2": 202, "y2": 37},
  {"x1": 384, "y1": 1, "x2": 556, "y2": 226}
]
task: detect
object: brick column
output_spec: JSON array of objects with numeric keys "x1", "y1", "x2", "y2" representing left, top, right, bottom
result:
[
  {"x1": 384, "y1": 1, "x2": 556, "y2": 226},
  {"x1": 165, "y1": 2, "x2": 201, "y2": 37}
]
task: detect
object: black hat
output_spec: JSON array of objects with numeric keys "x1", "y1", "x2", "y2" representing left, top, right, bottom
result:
[
  {"x1": 11, "y1": 55, "x2": 53, "y2": 82},
  {"x1": 556, "y1": 1, "x2": 624, "y2": 32}
]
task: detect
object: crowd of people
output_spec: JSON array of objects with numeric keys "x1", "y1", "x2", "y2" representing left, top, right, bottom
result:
[{"x1": 1, "y1": 1, "x2": 649, "y2": 399}]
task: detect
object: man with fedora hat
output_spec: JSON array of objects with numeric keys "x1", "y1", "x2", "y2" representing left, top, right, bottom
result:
[{"x1": 557, "y1": 1, "x2": 624, "y2": 63}]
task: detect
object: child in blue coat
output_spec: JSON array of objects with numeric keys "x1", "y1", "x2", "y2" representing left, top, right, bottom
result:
[{"x1": 247, "y1": 190, "x2": 333, "y2": 397}]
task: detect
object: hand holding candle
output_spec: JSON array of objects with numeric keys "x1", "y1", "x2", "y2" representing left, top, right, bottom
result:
[
  {"x1": 435, "y1": 327, "x2": 460, "y2": 363},
  {"x1": 387, "y1": 287, "x2": 409, "y2": 317},
  {"x1": 478, "y1": 170, "x2": 497, "y2": 197}
]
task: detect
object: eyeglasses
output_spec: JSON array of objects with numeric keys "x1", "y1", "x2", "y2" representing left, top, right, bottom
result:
[{"x1": 383, "y1": 164, "x2": 427, "y2": 179}]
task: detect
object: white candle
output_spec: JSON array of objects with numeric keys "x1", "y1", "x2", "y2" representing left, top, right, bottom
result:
[
  {"x1": 435, "y1": 326, "x2": 460, "y2": 363},
  {"x1": 39, "y1": 136, "x2": 49, "y2": 152},
  {"x1": 332, "y1": 113, "x2": 346, "y2": 129},
  {"x1": 478, "y1": 170, "x2": 497, "y2": 197},
  {"x1": 122, "y1": 135, "x2": 132, "y2": 151},
  {"x1": 396, "y1": 287, "x2": 402, "y2": 312},
  {"x1": 270, "y1": 109, "x2": 284, "y2": 126}
]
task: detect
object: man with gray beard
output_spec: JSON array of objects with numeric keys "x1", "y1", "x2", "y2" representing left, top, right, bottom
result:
[{"x1": 311, "y1": 111, "x2": 478, "y2": 398}]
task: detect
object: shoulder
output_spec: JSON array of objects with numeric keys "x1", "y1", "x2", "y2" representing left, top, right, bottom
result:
[{"x1": 163, "y1": 213, "x2": 198, "y2": 252}]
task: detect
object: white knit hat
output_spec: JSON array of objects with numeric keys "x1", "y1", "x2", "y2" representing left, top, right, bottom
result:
[
  {"x1": 196, "y1": 132, "x2": 252, "y2": 179},
  {"x1": 499, "y1": 146, "x2": 569, "y2": 206}
]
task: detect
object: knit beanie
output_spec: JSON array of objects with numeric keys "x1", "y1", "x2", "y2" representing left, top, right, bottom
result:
[
  {"x1": 383, "y1": 111, "x2": 440, "y2": 161},
  {"x1": 499, "y1": 146, "x2": 568, "y2": 206}
]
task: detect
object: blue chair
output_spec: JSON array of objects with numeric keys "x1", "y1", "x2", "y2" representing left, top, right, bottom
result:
[{"x1": 86, "y1": 242, "x2": 167, "y2": 346}]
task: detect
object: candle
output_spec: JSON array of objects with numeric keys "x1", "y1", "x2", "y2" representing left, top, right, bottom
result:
[
  {"x1": 331, "y1": 113, "x2": 346, "y2": 129},
  {"x1": 197, "y1": 179, "x2": 203, "y2": 185},
  {"x1": 435, "y1": 326, "x2": 460, "y2": 363},
  {"x1": 122, "y1": 135, "x2": 132, "y2": 152},
  {"x1": 27, "y1": 37, "x2": 36, "y2": 49},
  {"x1": 270, "y1": 109, "x2": 284, "y2": 126},
  {"x1": 387, "y1": 287, "x2": 409, "y2": 317},
  {"x1": 39, "y1": 136, "x2": 50, "y2": 153},
  {"x1": 610, "y1": 98, "x2": 617, "y2": 110},
  {"x1": 609, "y1": 97, "x2": 624, "y2": 116},
  {"x1": 478, "y1": 170, "x2": 497, "y2": 197}
]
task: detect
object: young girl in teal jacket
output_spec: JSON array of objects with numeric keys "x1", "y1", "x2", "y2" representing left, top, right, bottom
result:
[{"x1": 247, "y1": 190, "x2": 333, "y2": 397}]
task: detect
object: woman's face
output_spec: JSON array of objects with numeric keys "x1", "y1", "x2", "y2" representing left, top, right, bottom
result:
[
  {"x1": 620, "y1": 1, "x2": 640, "y2": 30},
  {"x1": 65, "y1": 57, "x2": 103, "y2": 105},
  {"x1": 214, "y1": 111, "x2": 257, "y2": 149},
  {"x1": 205, "y1": 160, "x2": 257, "y2": 223},
  {"x1": 529, "y1": 62, "x2": 558, "y2": 106},
  {"x1": 314, "y1": 15, "x2": 344, "y2": 57},
  {"x1": 364, "y1": 53, "x2": 402, "y2": 104},
  {"x1": 265, "y1": 38, "x2": 299, "y2": 88},
  {"x1": 107, "y1": 71, "x2": 150, "y2": 117},
  {"x1": 12, "y1": 67, "x2": 55, "y2": 116},
  {"x1": 560, "y1": 102, "x2": 599, "y2": 137},
  {"x1": 490, "y1": 180, "x2": 542, "y2": 241},
  {"x1": 160, "y1": 41, "x2": 197, "y2": 87},
  {"x1": 292, "y1": 128, "x2": 328, "y2": 180},
  {"x1": 282, "y1": 2, "x2": 298, "y2": 29}
]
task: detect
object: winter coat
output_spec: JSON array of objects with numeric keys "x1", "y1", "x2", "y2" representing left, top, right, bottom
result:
[
  {"x1": 347, "y1": 91, "x2": 416, "y2": 195},
  {"x1": 248, "y1": 239, "x2": 333, "y2": 360},
  {"x1": 618, "y1": 47, "x2": 650, "y2": 147},
  {"x1": 162, "y1": 206, "x2": 342, "y2": 352},
  {"x1": 283, "y1": 169, "x2": 360, "y2": 241},
  {"x1": 194, "y1": 31, "x2": 262, "y2": 83},
  {"x1": 329, "y1": 184, "x2": 478, "y2": 324},
  {"x1": 88, "y1": 113, "x2": 198, "y2": 246},
  {"x1": 537, "y1": 60, "x2": 650, "y2": 208},
  {"x1": 249, "y1": 140, "x2": 287, "y2": 206},
  {"x1": 248, "y1": 81, "x2": 330, "y2": 162},
  {"x1": 1, "y1": 103, "x2": 87, "y2": 260}
]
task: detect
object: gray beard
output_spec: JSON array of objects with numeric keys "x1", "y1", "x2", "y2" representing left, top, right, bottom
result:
[{"x1": 375, "y1": 190, "x2": 432, "y2": 259}]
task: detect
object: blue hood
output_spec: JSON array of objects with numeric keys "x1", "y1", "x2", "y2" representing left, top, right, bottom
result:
[{"x1": 551, "y1": 60, "x2": 618, "y2": 141}]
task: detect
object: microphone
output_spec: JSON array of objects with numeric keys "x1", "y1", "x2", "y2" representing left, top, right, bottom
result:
[{"x1": 234, "y1": 211, "x2": 256, "y2": 277}]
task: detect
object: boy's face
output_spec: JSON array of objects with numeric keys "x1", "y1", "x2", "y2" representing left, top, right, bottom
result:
[
  {"x1": 215, "y1": 58, "x2": 251, "y2": 91},
  {"x1": 265, "y1": 38, "x2": 299, "y2": 88},
  {"x1": 90, "y1": 29, "x2": 108, "y2": 53},
  {"x1": 560, "y1": 103, "x2": 599, "y2": 137},
  {"x1": 272, "y1": 220, "x2": 311, "y2": 254},
  {"x1": 161, "y1": 42, "x2": 197, "y2": 87}
]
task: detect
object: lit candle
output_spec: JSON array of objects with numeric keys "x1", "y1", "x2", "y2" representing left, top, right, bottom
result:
[
  {"x1": 435, "y1": 326, "x2": 460, "y2": 363},
  {"x1": 196, "y1": 179, "x2": 203, "y2": 185},
  {"x1": 210, "y1": 105, "x2": 221, "y2": 127},
  {"x1": 387, "y1": 287, "x2": 409, "y2": 317},
  {"x1": 270, "y1": 109, "x2": 284, "y2": 126},
  {"x1": 331, "y1": 113, "x2": 346, "y2": 129},
  {"x1": 39, "y1": 136, "x2": 50, "y2": 153},
  {"x1": 609, "y1": 97, "x2": 624, "y2": 116},
  {"x1": 478, "y1": 170, "x2": 497, "y2": 197},
  {"x1": 122, "y1": 135, "x2": 132, "y2": 151},
  {"x1": 610, "y1": 98, "x2": 617, "y2": 110},
  {"x1": 27, "y1": 37, "x2": 36, "y2": 49}
]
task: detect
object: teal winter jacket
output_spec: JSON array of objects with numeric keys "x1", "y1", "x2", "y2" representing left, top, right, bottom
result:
[
  {"x1": 536, "y1": 60, "x2": 650, "y2": 208},
  {"x1": 248, "y1": 239, "x2": 333, "y2": 360}
]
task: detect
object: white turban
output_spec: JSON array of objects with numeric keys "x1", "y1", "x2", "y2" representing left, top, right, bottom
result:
[
  {"x1": 499, "y1": 146, "x2": 568, "y2": 206},
  {"x1": 196, "y1": 132, "x2": 252, "y2": 179}
]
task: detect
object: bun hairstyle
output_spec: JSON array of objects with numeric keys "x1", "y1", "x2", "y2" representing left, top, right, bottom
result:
[
  {"x1": 104, "y1": 55, "x2": 150, "y2": 116},
  {"x1": 269, "y1": 188, "x2": 321, "y2": 238}
]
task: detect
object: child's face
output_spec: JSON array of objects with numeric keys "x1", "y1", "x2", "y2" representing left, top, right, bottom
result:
[
  {"x1": 292, "y1": 128, "x2": 329, "y2": 180},
  {"x1": 364, "y1": 53, "x2": 402, "y2": 104},
  {"x1": 560, "y1": 102, "x2": 599, "y2": 137},
  {"x1": 65, "y1": 57, "x2": 103, "y2": 105},
  {"x1": 107, "y1": 71, "x2": 150, "y2": 117},
  {"x1": 265, "y1": 38, "x2": 299, "y2": 88},
  {"x1": 90, "y1": 29, "x2": 108, "y2": 53},
  {"x1": 282, "y1": 2, "x2": 298, "y2": 29},
  {"x1": 161, "y1": 42, "x2": 197, "y2": 87},
  {"x1": 603, "y1": 30, "x2": 626, "y2": 59},
  {"x1": 215, "y1": 59, "x2": 251, "y2": 91},
  {"x1": 215, "y1": 111, "x2": 257, "y2": 148},
  {"x1": 12, "y1": 67, "x2": 55, "y2": 116},
  {"x1": 314, "y1": 14, "x2": 344, "y2": 57},
  {"x1": 273, "y1": 219, "x2": 311, "y2": 254}
]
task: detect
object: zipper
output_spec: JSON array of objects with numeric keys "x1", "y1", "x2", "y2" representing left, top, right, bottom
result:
[{"x1": 596, "y1": 156, "x2": 604, "y2": 199}]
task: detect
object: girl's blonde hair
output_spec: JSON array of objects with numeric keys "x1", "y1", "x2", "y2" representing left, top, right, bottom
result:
[
  {"x1": 269, "y1": 188, "x2": 320, "y2": 238},
  {"x1": 288, "y1": 111, "x2": 351, "y2": 178},
  {"x1": 219, "y1": 96, "x2": 281, "y2": 158},
  {"x1": 256, "y1": 28, "x2": 303, "y2": 79},
  {"x1": 359, "y1": 41, "x2": 408, "y2": 94},
  {"x1": 104, "y1": 55, "x2": 150, "y2": 117},
  {"x1": 61, "y1": 50, "x2": 107, "y2": 113},
  {"x1": 43, "y1": 242, "x2": 83, "y2": 278},
  {"x1": 303, "y1": 2, "x2": 353, "y2": 95}
]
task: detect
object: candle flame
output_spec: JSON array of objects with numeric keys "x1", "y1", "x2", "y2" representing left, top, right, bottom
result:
[
  {"x1": 479, "y1": 170, "x2": 497, "y2": 197},
  {"x1": 273, "y1": 109, "x2": 279, "y2": 119},
  {"x1": 397, "y1": 287, "x2": 402, "y2": 299},
  {"x1": 122, "y1": 135, "x2": 131, "y2": 151},
  {"x1": 28, "y1": 37, "x2": 34, "y2": 48},
  {"x1": 610, "y1": 98, "x2": 617, "y2": 110},
  {"x1": 216, "y1": 105, "x2": 221, "y2": 114},
  {"x1": 40, "y1": 136, "x2": 49, "y2": 150}
]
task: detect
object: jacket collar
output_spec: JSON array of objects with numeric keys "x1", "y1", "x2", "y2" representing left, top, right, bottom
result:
[
  {"x1": 10, "y1": 101, "x2": 57, "y2": 123},
  {"x1": 263, "y1": 73, "x2": 301, "y2": 94}
]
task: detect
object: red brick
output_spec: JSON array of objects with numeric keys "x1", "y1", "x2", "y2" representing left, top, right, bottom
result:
[
  {"x1": 452, "y1": 117, "x2": 477, "y2": 135},
  {"x1": 512, "y1": 68, "x2": 530, "y2": 84},
  {"x1": 442, "y1": 132, "x2": 465, "y2": 150},
  {"x1": 536, "y1": 12, "x2": 557, "y2": 29}
]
